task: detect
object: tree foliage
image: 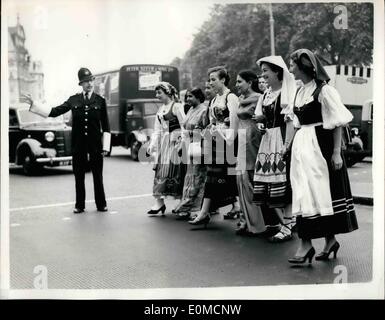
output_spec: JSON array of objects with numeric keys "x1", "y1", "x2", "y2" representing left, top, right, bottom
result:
[{"x1": 173, "y1": 3, "x2": 373, "y2": 90}]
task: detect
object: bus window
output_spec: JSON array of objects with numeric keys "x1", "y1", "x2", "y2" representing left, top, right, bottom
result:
[
  {"x1": 143, "y1": 102, "x2": 160, "y2": 116},
  {"x1": 127, "y1": 105, "x2": 142, "y2": 117},
  {"x1": 109, "y1": 72, "x2": 119, "y2": 104},
  {"x1": 94, "y1": 75, "x2": 109, "y2": 99},
  {"x1": 370, "y1": 102, "x2": 373, "y2": 122}
]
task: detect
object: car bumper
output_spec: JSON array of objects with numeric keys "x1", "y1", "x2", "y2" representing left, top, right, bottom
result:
[
  {"x1": 36, "y1": 156, "x2": 72, "y2": 166},
  {"x1": 343, "y1": 150, "x2": 371, "y2": 158}
]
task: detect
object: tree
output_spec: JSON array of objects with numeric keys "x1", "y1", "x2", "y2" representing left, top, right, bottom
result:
[
  {"x1": 287, "y1": 3, "x2": 373, "y2": 66},
  {"x1": 171, "y1": 2, "x2": 373, "y2": 90}
]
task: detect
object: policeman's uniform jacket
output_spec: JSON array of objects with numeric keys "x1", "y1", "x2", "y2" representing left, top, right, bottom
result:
[{"x1": 31, "y1": 92, "x2": 111, "y2": 153}]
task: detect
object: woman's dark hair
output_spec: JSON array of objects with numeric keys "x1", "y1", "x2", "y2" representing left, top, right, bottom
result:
[
  {"x1": 184, "y1": 89, "x2": 191, "y2": 103},
  {"x1": 260, "y1": 61, "x2": 283, "y2": 81},
  {"x1": 190, "y1": 87, "x2": 206, "y2": 103},
  {"x1": 238, "y1": 69, "x2": 263, "y2": 94},
  {"x1": 289, "y1": 52, "x2": 316, "y2": 79},
  {"x1": 207, "y1": 66, "x2": 230, "y2": 87}
]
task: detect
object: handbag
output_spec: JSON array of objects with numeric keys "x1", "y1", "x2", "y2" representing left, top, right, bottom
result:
[{"x1": 188, "y1": 141, "x2": 202, "y2": 158}]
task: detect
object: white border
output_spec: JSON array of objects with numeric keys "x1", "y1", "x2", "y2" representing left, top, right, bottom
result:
[
  {"x1": 1, "y1": 0, "x2": 11, "y2": 298},
  {"x1": 1, "y1": 0, "x2": 384, "y2": 300}
]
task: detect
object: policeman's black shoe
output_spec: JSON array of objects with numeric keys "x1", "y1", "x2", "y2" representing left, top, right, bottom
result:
[
  {"x1": 97, "y1": 206, "x2": 108, "y2": 212},
  {"x1": 73, "y1": 208, "x2": 84, "y2": 214}
]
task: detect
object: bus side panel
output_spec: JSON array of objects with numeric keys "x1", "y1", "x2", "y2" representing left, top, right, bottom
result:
[
  {"x1": 94, "y1": 72, "x2": 125, "y2": 134},
  {"x1": 107, "y1": 104, "x2": 125, "y2": 134},
  {"x1": 119, "y1": 65, "x2": 179, "y2": 100}
]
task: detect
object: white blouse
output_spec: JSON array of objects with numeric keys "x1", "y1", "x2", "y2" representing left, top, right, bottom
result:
[
  {"x1": 293, "y1": 80, "x2": 353, "y2": 129},
  {"x1": 211, "y1": 88, "x2": 239, "y2": 142},
  {"x1": 254, "y1": 88, "x2": 294, "y2": 122},
  {"x1": 149, "y1": 101, "x2": 185, "y2": 150}
]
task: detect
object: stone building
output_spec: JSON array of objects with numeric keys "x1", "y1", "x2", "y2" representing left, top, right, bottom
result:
[{"x1": 8, "y1": 16, "x2": 44, "y2": 105}]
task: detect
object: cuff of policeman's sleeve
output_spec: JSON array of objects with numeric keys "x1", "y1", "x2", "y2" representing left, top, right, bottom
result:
[
  {"x1": 103, "y1": 132, "x2": 111, "y2": 152},
  {"x1": 29, "y1": 102, "x2": 51, "y2": 118}
]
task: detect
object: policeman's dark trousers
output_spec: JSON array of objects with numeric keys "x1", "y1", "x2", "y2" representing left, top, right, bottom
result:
[{"x1": 72, "y1": 151, "x2": 107, "y2": 210}]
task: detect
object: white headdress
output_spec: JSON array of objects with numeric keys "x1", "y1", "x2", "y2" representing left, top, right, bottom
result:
[{"x1": 257, "y1": 55, "x2": 297, "y2": 117}]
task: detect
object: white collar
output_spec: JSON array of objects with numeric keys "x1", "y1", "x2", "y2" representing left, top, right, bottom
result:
[
  {"x1": 217, "y1": 88, "x2": 230, "y2": 97},
  {"x1": 83, "y1": 90, "x2": 93, "y2": 98}
]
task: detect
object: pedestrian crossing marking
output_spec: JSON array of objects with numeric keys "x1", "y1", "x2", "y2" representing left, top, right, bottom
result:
[{"x1": 9, "y1": 193, "x2": 152, "y2": 212}]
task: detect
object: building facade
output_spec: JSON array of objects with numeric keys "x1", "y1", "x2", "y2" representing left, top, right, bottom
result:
[{"x1": 8, "y1": 16, "x2": 44, "y2": 105}]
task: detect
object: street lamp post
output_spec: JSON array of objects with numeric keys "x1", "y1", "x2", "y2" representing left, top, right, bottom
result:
[{"x1": 269, "y1": 3, "x2": 275, "y2": 55}]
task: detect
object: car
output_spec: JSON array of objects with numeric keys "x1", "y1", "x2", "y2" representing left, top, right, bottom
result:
[
  {"x1": 342, "y1": 124, "x2": 370, "y2": 167},
  {"x1": 9, "y1": 103, "x2": 73, "y2": 175}
]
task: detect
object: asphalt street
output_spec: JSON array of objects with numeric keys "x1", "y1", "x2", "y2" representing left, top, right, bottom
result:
[{"x1": 8, "y1": 147, "x2": 373, "y2": 289}]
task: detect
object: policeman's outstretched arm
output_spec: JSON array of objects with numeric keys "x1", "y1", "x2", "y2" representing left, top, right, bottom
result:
[{"x1": 22, "y1": 94, "x2": 71, "y2": 118}]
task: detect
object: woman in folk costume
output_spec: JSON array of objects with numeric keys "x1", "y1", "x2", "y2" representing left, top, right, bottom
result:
[
  {"x1": 233, "y1": 70, "x2": 267, "y2": 235},
  {"x1": 189, "y1": 66, "x2": 240, "y2": 227},
  {"x1": 173, "y1": 87, "x2": 210, "y2": 220},
  {"x1": 253, "y1": 56, "x2": 297, "y2": 242},
  {"x1": 146, "y1": 82, "x2": 186, "y2": 215},
  {"x1": 287, "y1": 49, "x2": 358, "y2": 264}
]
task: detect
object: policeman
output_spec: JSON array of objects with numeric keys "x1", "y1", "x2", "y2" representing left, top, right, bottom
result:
[{"x1": 23, "y1": 68, "x2": 111, "y2": 213}]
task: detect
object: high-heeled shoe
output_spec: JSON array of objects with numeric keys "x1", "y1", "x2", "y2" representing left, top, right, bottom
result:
[
  {"x1": 188, "y1": 214, "x2": 210, "y2": 228},
  {"x1": 223, "y1": 210, "x2": 241, "y2": 220},
  {"x1": 147, "y1": 204, "x2": 166, "y2": 215},
  {"x1": 315, "y1": 241, "x2": 340, "y2": 261},
  {"x1": 176, "y1": 211, "x2": 191, "y2": 220},
  {"x1": 288, "y1": 247, "x2": 316, "y2": 264}
]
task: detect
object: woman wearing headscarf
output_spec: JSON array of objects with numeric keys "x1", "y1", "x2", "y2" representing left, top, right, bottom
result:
[
  {"x1": 253, "y1": 56, "x2": 297, "y2": 242},
  {"x1": 189, "y1": 66, "x2": 240, "y2": 226},
  {"x1": 146, "y1": 82, "x2": 186, "y2": 215},
  {"x1": 173, "y1": 87, "x2": 209, "y2": 219},
  {"x1": 287, "y1": 49, "x2": 358, "y2": 264},
  {"x1": 234, "y1": 70, "x2": 266, "y2": 235}
]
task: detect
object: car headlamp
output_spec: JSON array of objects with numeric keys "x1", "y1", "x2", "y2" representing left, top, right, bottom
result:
[{"x1": 45, "y1": 131, "x2": 55, "y2": 142}]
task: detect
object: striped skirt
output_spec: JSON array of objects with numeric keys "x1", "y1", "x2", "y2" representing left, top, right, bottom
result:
[
  {"x1": 173, "y1": 162, "x2": 207, "y2": 213},
  {"x1": 291, "y1": 124, "x2": 358, "y2": 239},
  {"x1": 153, "y1": 133, "x2": 185, "y2": 198}
]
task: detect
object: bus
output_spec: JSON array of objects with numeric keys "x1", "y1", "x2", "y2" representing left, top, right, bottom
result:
[{"x1": 93, "y1": 64, "x2": 179, "y2": 160}]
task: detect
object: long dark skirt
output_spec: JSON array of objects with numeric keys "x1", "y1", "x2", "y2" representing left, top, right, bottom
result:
[
  {"x1": 295, "y1": 126, "x2": 358, "y2": 239},
  {"x1": 204, "y1": 164, "x2": 238, "y2": 210}
]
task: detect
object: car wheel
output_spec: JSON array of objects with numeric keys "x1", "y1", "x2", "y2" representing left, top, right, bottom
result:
[
  {"x1": 131, "y1": 139, "x2": 141, "y2": 161},
  {"x1": 22, "y1": 153, "x2": 40, "y2": 175},
  {"x1": 345, "y1": 156, "x2": 356, "y2": 168}
]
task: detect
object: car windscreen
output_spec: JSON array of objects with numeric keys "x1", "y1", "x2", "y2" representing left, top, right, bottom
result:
[{"x1": 18, "y1": 109, "x2": 64, "y2": 124}]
